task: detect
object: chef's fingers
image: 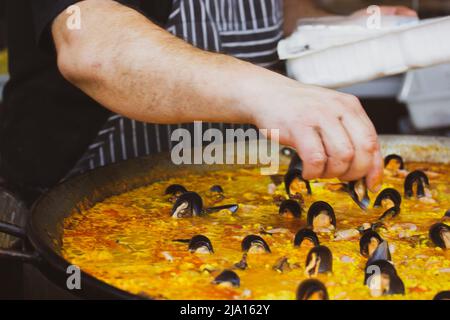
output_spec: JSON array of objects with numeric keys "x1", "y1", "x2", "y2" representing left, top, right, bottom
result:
[
  {"x1": 292, "y1": 126, "x2": 327, "y2": 180},
  {"x1": 366, "y1": 147, "x2": 384, "y2": 193},
  {"x1": 338, "y1": 105, "x2": 381, "y2": 190},
  {"x1": 318, "y1": 118, "x2": 354, "y2": 179}
]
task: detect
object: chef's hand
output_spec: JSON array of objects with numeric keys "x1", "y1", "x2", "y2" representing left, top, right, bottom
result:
[
  {"x1": 251, "y1": 80, "x2": 383, "y2": 193},
  {"x1": 351, "y1": 5, "x2": 418, "y2": 18}
]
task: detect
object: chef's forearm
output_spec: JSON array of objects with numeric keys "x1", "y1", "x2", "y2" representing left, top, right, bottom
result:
[{"x1": 52, "y1": 0, "x2": 276, "y2": 125}]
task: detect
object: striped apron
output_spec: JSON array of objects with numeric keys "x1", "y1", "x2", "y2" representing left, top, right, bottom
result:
[{"x1": 67, "y1": 0, "x2": 284, "y2": 177}]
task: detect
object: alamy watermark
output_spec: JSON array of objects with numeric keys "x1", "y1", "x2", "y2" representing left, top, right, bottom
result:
[{"x1": 170, "y1": 121, "x2": 280, "y2": 175}]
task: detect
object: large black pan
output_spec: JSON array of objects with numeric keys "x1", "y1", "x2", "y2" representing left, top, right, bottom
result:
[{"x1": 0, "y1": 135, "x2": 449, "y2": 299}]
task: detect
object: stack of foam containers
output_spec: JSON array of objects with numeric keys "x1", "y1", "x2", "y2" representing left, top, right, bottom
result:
[{"x1": 278, "y1": 16, "x2": 450, "y2": 129}]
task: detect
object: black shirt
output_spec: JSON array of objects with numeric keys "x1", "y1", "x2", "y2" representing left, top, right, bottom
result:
[{"x1": 0, "y1": 0, "x2": 171, "y2": 202}]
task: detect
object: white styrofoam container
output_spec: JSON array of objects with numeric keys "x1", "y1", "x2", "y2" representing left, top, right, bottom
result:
[
  {"x1": 398, "y1": 63, "x2": 450, "y2": 130},
  {"x1": 280, "y1": 16, "x2": 450, "y2": 88}
]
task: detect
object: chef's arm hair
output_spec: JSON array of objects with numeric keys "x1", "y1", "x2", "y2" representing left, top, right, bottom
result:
[{"x1": 52, "y1": 0, "x2": 281, "y2": 125}]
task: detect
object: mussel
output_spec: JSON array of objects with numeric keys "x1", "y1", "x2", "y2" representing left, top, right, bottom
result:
[
  {"x1": 209, "y1": 185, "x2": 224, "y2": 193},
  {"x1": 433, "y1": 291, "x2": 450, "y2": 300},
  {"x1": 165, "y1": 184, "x2": 188, "y2": 202},
  {"x1": 364, "y1": 260, "x2": 405, "y2": 296},
  {"x1": 384, "y1": 154, "x2": 404, "y2": 170},
  {"x1": 307, "y1": 201, "x2": 336, "y2": 231},
  {"x1": 347, "y1": 180, "x2": 370, "y2": 210},
  {"x1": 373, "y1": 188, "x2": 402, "y2": 209},
  {"x1": 305, "y1": 245, "x2": 333, "y2": 276},
  {"x1": 165, "y1": 184, "x2": 188, "y2": 196},
  {"x1": 378, "y1": 206, "x2": 400, "y2": 221},
  {"x1": 241, "y1": 235, "x2": 271, "y2": 253},
  {"x1": 296, "y1": 279, "x2": 329, "y2": 300},
  {"x1": 171, "y1": 192, "x2": 203, "y2": 218},
  {"x1": 188, "y1": 235, "x2": 214, "y2": 254},
  {"x1": 284, "y1": 155, "x2": 312, "y2": 197},
  {"x1": 404, "y1": 170, "x2": 430, "y2": 199},
  {"x1": 173, "y1": 234, "x2": 214, "y2": 254},
  {"x1": 203, "y1": 204, "x2": 239, "y2": 214},
  {"x1": 293, "y1": 228, "x2": 320, "y2": 247},
  {"x1": 429, "y1": 223, "x2": 450, "y2": 249},
  {"x1": 212, "y1": 270, "x2": 240, "y2": 287},
  {"x1": 359, "y1": 230, "x2": 384, "y2": 258},
  {"x1": 171, "y1": 191, "x2": 238, "y2": 218},
  {"x1": 445, "y1": 209, "x2": 450, "y2": 218},
  {"x1": 279, "y1": 199, "x2": 302, "y2": 218}
]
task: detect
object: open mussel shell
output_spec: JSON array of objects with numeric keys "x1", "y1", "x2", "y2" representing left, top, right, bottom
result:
[
  {"x1": 307, "y1": 201, "x2": 336, "y2": 229},
  {"x1": 364, "y1": 260, "x2": 405, "y2": 296},
  {"x1": 241, "y1": 235, "x2": 271, "y2": 253},
  {"x1": 279, "y1": 199, "x2": 302, "y2": 218},
  {"x1": 204, "y1": 204, "x2": 239, "y2": 214},
  {"x1": 445, "y1": 209, "x2": 450, "y2": 218},
  {"x1": 294, "y1": 228, "x2": 320, "y2": 247},
  {"x1": 284, "y1": 169, "x2": 312, "y2": 197},
  {"x1": 296, "y1": 279, "x2": 329, "y2": 300},
  {"x1": 444, "y1": 209, "x2": 450, "y2": 218},
  {"x1": 165, "y1": 184, "x2": 188, "y2": 196},
  {"x1": 359, "y1": 230, "x2": 384, "y2": 258},
  {"x1": 429, "y1": 223, "x2": 450, "y2": 249},
  {"x1": 212, "y1": 270, "x2": 240, "y2": 288},
  {"x1": 384, "y1": 154, "x2": 405, "y2": 170},
  {"x1": 188, "y1": 235, "x2": 214, "y2": 254},
  {"x1": 347, "y1": 180, "x2": 370, "y2": 210},
  {"x1": 171, "y1": 192, "x2": 203, "y2": 218},
  {"x1": 305, "y1": 245, "x2": 333, "y2": 276},
  {"x1": 234, "y1": 253, "x2": 248, "y2": 270},
  {"x1": 378, "y1": 206, "x2": 400, "y2": 221},
  {"x1": 367, "y1": 241, "x2": 391, "y2": 265},
  {"x1": 433, "y1": 291, "x2": 450, "y2": 300},
  {"x1": 209, "y1": 185, "x2": 224, "y2": 193},
  {"x1": 404, "y1": 170, "x2": 430, "y2": 199},
  {"x1": 373, "y1": 188, "x2": 402, "y2": 209}
]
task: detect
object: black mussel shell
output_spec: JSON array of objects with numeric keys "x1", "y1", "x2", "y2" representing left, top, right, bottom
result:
[
  {"x1": 433, "y1": 291, "x2": 450, "y2": 300},
  {"x1": 384, "y1": 154, "x2": 404, "y2": 170},
  {"x1": 296, "y1": 279, "x2": 329, "y2": 300},
  {"x1": 280, "y1": 147, "x2": 295, "y2": 157},
  {"x1": 404, "y1": 170, "x2": 430, "y2": 199},
  {"x1": 188, "y1": 235, "x2": 214, "y2": 253},
  {"x1": 367, "y1": 241, "x2": 391, "y2": 265},
  {"x1": 306, "y1": 201, "x2": 336, "y2": 228},
  {"x1": 429, "y1": 223, "x2": 450, "y2": 249},
  {"x1": 165, "y1": 184, "x2": 187, "y2": 196},
  {"x1": 204, "y1": 204, "x2": 239, "y2": 214},
  {"x1": 359, "y1": 230, "x2": 384, "y2": 258},
  {"x1": 348, "y1": 180, "x2": 370, "y2": 210},
  {"x1": 294, "y1": 228, "x2": 320, "y2": 247},
  {"x1": 364, "y1": 260, "x2": 405, "y2": 295},
  {"x1": 288, "y1": 153, "x2": 302, "y2": 171},
  {"x1": 241, "y1": 235, "x2": 271, "y2": 253},
  {"x1": 445, "y1": 209, "x2": 450, "y2": 218},
  {"x1": 212, "y1": 270, "x2": 240, "y2": 287},
  {"x1": 210, "y1": 185, "x2": 224, "y2": 193},
  {"x1": 284, "y1": 169, "x2": 312, "y2": 197},
  {"x1": 373, "y1": 188, "x2": 402, "y2": 209},
  {"x1": 378, "y1": 206, "x2": 400, "y2": 221},
  {"x1": 171, "y1": 192, "x2": 203, "y2": 218},
  {"x1": 305, "y1": 245, "x2": 333, "y2": 275},
  {"x1": 279, "y1": 199, "x2": 302, "y2": 218}
]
